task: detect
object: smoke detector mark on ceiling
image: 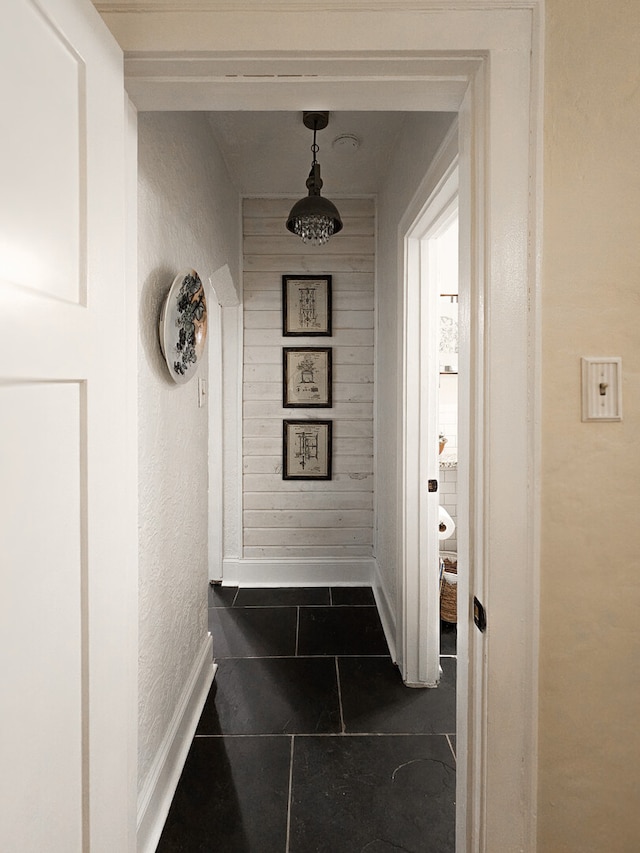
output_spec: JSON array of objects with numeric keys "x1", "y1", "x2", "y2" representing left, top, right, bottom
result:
[{"x1": 332, "y1": 133, "x2": 361, "y2": 152}]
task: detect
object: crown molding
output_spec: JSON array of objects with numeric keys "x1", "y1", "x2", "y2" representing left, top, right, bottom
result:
[{"x1": 94, "y1": 0, "x2": 540, "y2": 12}]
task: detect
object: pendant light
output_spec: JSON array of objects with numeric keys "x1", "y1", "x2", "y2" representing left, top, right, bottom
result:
[{"x1": 286, "y1": 111, "x2": 343, "y2": 246}]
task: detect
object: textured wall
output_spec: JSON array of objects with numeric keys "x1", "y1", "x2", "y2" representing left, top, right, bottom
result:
[
  {"x1": 375, "y1": 113, "x2": 458, "y2": 607},
  {"x1": 137, "y1": 112, "x2": 239, "y2": 797},
  {"x1": 242, "y1": 197, "x2": 375, "y2": 563},
  {"x1": 539, "y1": 2, "x2": 640, "y2": 849}
]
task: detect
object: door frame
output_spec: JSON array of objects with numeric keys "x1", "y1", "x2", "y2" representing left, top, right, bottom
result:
[
  {"x1": 400, "y1": 145, "x2": 459, "y2": 690},
  {"x1": 105, "y1": 3, "x2": 543, "y2": 848}
]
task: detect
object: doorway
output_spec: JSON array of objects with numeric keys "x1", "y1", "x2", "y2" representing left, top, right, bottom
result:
[
  {"x1": 400, "y1": 157, "x2": 461, "y2": 690},
  {"x1": 123, "y1": 30, "x2": 541, "y2": 852}
]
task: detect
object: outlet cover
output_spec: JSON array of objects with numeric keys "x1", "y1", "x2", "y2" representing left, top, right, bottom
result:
[{"x1": 581, "y1": 357, "x2": 622, "y2": 422}]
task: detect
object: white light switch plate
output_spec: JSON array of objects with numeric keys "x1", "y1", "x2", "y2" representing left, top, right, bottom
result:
[
  {"x1": 198, "y1": 377, "x2": 206, "y2": 408},
  {"x1": 581, "y1": 357, "x2": 622, "y2": 421}
]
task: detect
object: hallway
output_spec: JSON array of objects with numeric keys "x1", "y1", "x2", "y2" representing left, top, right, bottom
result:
[{"x1": 157, "y1": 586, "x2": 456, "y2": 852}]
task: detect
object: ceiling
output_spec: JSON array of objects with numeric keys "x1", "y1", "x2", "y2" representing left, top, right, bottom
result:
[{"x1": 207, "y1": 111, "x2": 412, "y2": 197}]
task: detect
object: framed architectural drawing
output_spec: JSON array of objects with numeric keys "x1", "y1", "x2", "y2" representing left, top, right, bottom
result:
[
  {"x1": 282, "y1": 274, "x2": 332, "y2": 336},
  {"x1": 283, "y1": 420, "x2": 332, "y2": 480},
  {"x1": 283, "y1": 347, "x2": 332, "y2": 408}
]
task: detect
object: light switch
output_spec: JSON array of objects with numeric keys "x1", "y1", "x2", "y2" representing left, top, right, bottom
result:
[
  {"x1": 198, "y1": 377, "x2": 207, "y2": 408},
  {"x1": 581, "y1": 357, "x2": 622, "y2": 421}
]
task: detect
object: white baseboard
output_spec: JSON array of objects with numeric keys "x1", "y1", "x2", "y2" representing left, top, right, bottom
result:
[
  {"x1": 373, "y1": 562, "x2": 397, "y2": 665},
  {"x1": 137, "y1": 634, "x2": 216, "y2": 853},
  {"x1": 222, "y1": 557, "x2": 375, "y2": 587}
]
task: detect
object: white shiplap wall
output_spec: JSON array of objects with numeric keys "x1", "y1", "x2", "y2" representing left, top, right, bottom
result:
[{"x1": 242, "y1": 197, "x2": 375, "y2": 564}]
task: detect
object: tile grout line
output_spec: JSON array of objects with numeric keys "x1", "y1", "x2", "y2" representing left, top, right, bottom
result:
[
  {"x1": 295, "y1": 606, "x2": 300, "y2": 656},
  {"x1": 335, "y1": 657, "x2": 346, "y2": 734},
  {"x1": 213, "y1": 654, "x2": 391, "y2": 661},
  {"x1": 285, "y1": 735, "x2": 295, "y2": 853},
  {"x1": 231, "y1": 587, "x2": 239, "y2": 607},
  {"x1": 445, "y1": 733, "x2": 457, "y2": 763},
  {"x1": 196, "y1": 732, "x2": 455, "y2": 738},
  {"x1": 329, "y1": 587, "x2": 333, "y2": 606}
]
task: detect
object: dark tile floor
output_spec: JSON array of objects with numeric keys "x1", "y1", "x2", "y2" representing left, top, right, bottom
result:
[{"x1": 157, "y1": 586, "x2": 456, "y2": 853}]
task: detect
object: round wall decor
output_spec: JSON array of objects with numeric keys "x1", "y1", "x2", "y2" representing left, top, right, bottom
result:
[{"x1": 159, "y1": 269, "x2": 208, "y2": 384}]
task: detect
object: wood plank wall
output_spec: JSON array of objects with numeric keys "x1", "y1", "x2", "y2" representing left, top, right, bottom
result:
[{"x1": 242, "y1": 197, "x2": 376, "y2": 561}]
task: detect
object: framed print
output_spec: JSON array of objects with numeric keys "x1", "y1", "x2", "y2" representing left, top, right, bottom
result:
[
  {"x1": 283, "y1": 347, "x2": 332, "y2": 408},
  {"x1": 283, "y1": 420, "x2": 332, "y2": 480},
  {"x1": 282, "y1": 274, "x2": 332, "y2": 336}
]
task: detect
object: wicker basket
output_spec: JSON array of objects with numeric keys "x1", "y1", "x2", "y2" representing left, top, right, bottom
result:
[{"x1": 440, "y1": 554, "x2": 458, "y2": 623}]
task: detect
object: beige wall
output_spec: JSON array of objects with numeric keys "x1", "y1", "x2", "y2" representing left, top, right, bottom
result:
[{"x1": 539, "y1": 2, "x2": 640, "y2": 849}]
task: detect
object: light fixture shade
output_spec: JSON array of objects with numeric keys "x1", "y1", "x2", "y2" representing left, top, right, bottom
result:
[{"x1": 286, "y1": 193, "x2": 343, "y2": 246}]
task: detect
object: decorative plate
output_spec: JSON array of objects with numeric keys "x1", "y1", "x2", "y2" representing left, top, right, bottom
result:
[{"x1": 159, "y1": 269, "x2": 208, "y2": 384}]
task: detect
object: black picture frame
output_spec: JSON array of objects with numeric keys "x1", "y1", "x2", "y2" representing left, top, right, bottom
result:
[
  {"x1": 283, "y1": 347, "x2": 332, "y2": 408},
  {"x1": 282, "y1": 420, "x2": 332, "y2": 480},
  {"x1": 282, "y1": 274, "x2": 332, "y2": 336}
]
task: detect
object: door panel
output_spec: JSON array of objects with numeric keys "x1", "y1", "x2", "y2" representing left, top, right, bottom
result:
[
  {"x1": 1, "y1": 0, "x2": 83, "y2": 303},
  {"x1": 0, "y1": 1, "x2": 134, "y2": 850},
  {"x1": 0, "y1": 383, "x2": 83, "y2": 850}
]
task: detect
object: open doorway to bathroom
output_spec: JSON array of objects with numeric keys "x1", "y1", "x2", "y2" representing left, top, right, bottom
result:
[
  {"x1": 399, "y1": 151, "x2": 461, "y2": 690},
  {"x1": 434, "y1": 210, "x2": 459, "y2": 659}
]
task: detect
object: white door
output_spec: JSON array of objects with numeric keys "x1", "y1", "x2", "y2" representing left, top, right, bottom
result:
[{"x1": 0, "y1": 1, "x2": 136, "y2": 851}]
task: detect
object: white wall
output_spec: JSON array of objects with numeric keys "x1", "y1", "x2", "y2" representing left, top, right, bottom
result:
[
  {"x1": 232, "y1": 197, "x2": 375, "y2": 584},
  {"x1": 137, "y1": 112, "x2": 239, "y2": 801},
  {"x1": 439, "y1": 465, "x2": 458, "y2": 554},
  {"x1": 375, "y1": 113, "x2": 457, "y2": 608}
]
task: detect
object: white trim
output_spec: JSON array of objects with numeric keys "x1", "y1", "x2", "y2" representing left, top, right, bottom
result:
[
  {"x1": 207, "y1": 292, "x2": 224, "y2": 582},
  {"x1": 398, "y1": 129, "x2": 459, "y2": 689},
  {"x1": 208, "y1": 262, "x2": 241, "y2": 582},
  {"x1": 454, "y1": 77, "x2": 478, "y2": 851},
  {"x1": 97, "y1": 0, "x2": 543, "y2": 12},
  {"x1": 124, "y1": 95, "x2": 140, "y2": 852},
  {"x1": 223, "y1": 558, "x2": 375, "y2": 588},
  {"x1": 372, "y1": 561, "x2": 397, "y2": 665},
  {"x1": 114, "y1": 11, "x2": 542, "y2": 848},
  {"x1": 221, "y1": 302, "x2": 244, "y2": 565},
  {"x1": 136, "y1": 636, "x2": 216, "y2": 853}
]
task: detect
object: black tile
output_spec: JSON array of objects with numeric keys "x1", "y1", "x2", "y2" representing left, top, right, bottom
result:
[
  {"x1": 440, "y1": 620, "x2": 457, "y2": 655},
  {"x1": 297, "y1": 606, "x2": 389, "y2": 656},
  {"x1": 234, "y1": 587, "x2": 330, "y2": 607},
  {"x1": 157, "y1": 736, "x2": 290, "y2": 853},
  {"x1": 208, "y1": 584, "x2": 237, "y2": 608},
  {"x1": 289, "y1": 734, "x2": 455, "y2": 853},
  {"x1": 209, "y1": 607, "x2": 297, "y2": 658},
  {"x1": 196, "y1": 657, "x2": 341, "y2": 735},
  {"x1": 339, "y1": 656, "x2": 456, "y2": 734},
  {"x1": 331, "y1": 586, "x2": 375, "y2": 606}
]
